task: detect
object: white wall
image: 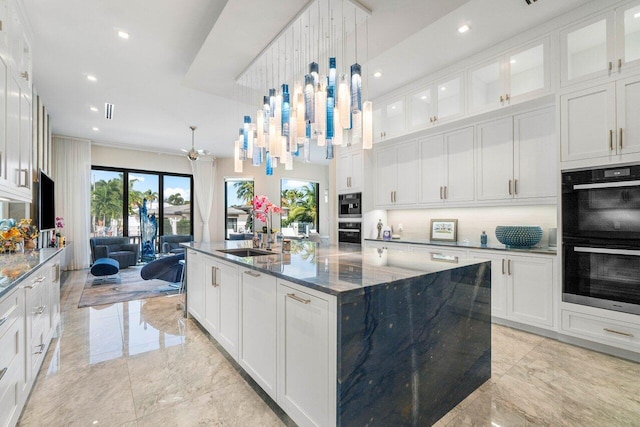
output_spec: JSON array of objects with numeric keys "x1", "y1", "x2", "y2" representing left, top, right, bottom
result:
[
  {"x1": 213, "y1": 158, "x2": 332, "y2": 242},
  {"x1": 385, "y1": 205, "x2": 557, "y2": 246}
]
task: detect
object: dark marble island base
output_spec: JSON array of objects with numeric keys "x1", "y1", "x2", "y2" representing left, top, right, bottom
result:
[{"x1": 337, "y1": 261, "x2": 491, "y2": 426}]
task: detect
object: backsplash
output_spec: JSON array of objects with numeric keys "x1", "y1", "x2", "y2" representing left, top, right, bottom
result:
[{"x1": 387, "y1": 205, "x2": 557, "y2": 247}]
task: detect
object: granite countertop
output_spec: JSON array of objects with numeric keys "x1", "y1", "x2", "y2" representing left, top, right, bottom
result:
[
  {"x1": 0, "y1": 248, "x2": 64, "y2": 299},
  {"x1": 182, "y1": 240, "x2": 485, "y2": 296},
  {"x1": 363, "y1": 237, "x2": 557, "y2": 255}
]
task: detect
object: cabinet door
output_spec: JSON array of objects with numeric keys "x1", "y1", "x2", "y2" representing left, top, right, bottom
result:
[
  {"x1": 19, "y1": 90, "x2": 30, "y2": 191},
  {"x1": 560, "y1": 13, "x2": 615, "y2": 85},
  {"x1": 395, "y1": 141, "x2": 418, "y2": 205},
  {"x1": 372, "y1": 105, "x2": 383, "y2": 143},
  {"x1": 277, "y1": 281, "x2": 332, "y2": 427},
  {"x1": 0, "y1": 55, "x2": 6, "y2": 183},
  {"x1": 49, "y1": 259, "x2": 61, "y2": 334},
  {"x1": 476, "y1": 117, "x2": 514, "y2": 201},
  {"x1": 436, "y1": 74, "x2": 463, "y2": 122},
  {"x1": 513, "y1": 107, "x2": 556, "y2": 199},
  {"x1": 350, "y1": 150, "x2": 363, "y2": 192},
  {"x1": 560, "y1": 83, "x2": 616, "y2": 162},
  {"x1": 0, "y1": 0, "x2": 8, "y2": 56},
  {"x1": 616, "y1": 2, "x2": 640, "y2": 74},
  {"x1": 217, "y1": 261, "x2": 239, "y2": 360},
  {"x1": 240, "y1": 270, "x2": 277, "y2": 399},
  {"x1": 374, "y1": 145, "x2": 396, "y2": 207},
  {"x1": 506, "y1": 39, "x2": 549, "y2": 103},
  {"x1": 383, "y1": 98, "x2": 405, "y2": 139},
  {"x1": 202, "y1": 257, "x2": 220, "y2": 336},
  {"x1": 419, "y1": 134, "x2": 444, "y2": 204},
  {"x1": 0, "y1": 305, "x2": 25, "y2": 427},
  {"x1": 507, "y1": 255, "x2": 554, "y2": 328},
  {"x1": 469, "y1": 251, "x2": 508, "y2": 319},
  {"x1": 6, "y1": 74, "x2": 18, "y2": 188},
  {"x1": 616, "y1": 75, "x2": 640, "y2": 155},
  {"x1": 186, "y1": 250, "x2": 205, "y2": 322},
  {"x1": 408, "y1": 86, "x2": 434, "y2": 130},
  {"x1": 468, "y1": 57, "x2": 505, "y2": 113},
  {"x1": 444, "y1": 126, "x2": 475, "y2": 203},
  {"x1": 337, "y1": 151, "x2": 351, "y2": 193}
]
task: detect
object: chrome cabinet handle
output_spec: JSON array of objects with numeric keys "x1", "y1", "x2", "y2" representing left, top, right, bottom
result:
[
  {"x1": 0, "y1": 317, "x2": 7, "y2": 328},
  {"x1": 439, "y1": 186, "x2": 443, "y2": 200},
  {"x1": 507, "y1": 259, "x2": 511, "y2": 275},
  {"x1": 34, "y1": 305, "x2": 46, "y2": 315},
  {"x1": 618, "y1": 58, "x2": 622, "y2": 70},
  {"x1": 499, "y1": 95, "x2": 504, "y2": 103},
  {"x1": 34, "y1": 344, "x2": 45, "y2": 355},
  {"x1": 211, "y1": 266, "x2": 218, "y2": 287},
  {"x1": 620, "y1": 128, "x2": 623, "y2": 149},
  {"x1": 244, "y1": 270, "x2": 260, "y2": 278},
  {"x1": 55, "y1": 264, "x2": 60, "y2": 282},
  {"x1": 603, "y1": 327, "x2": 634, "y2": 338},
  {"x1": 24, "y1": 276, "x2": 46, "y2": 289},
  {"x1": 21, "y1": 71, "x2": 29, "y2": 81},
  {"x1": 0, "y1": 367, "x2": 7, "y2": 381},
  {"x1": 514, "y1": 179, "x2": 518, "y2": 195},
  {"x1": 287, "y1": 293, "x2": 311, "y2": 304},
  {"x1": 508, "y1": 180, "x2": 512, "y2": 195},
  {"x1": 609, "y1": 61, "x2": 613, "y2": 72},
  {"x1": 443, "y1": 186, "x2": 447, "y2": 200},
  {"x1": 501, "y1": 259, "x2": 505, "y2": 275},
  {"x1": 505, "y1": 93, "x2": 510, "y2": 101},
  {"x1": 610, "y1": 129, "x2": 613, "y2": 151}
]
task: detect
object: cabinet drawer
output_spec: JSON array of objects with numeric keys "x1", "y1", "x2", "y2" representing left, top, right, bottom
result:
[
  {"x1": 0, "y1": 316, "x2": 23, "y2": 427},
  {"x1": 29, "y1": 320, "x2": 47, "y2": 377},
  {"x1": 562, "y1": 310, "x2": 640, "y2": 350},
  {"x1": 0, "y1": 288, "x2": 23, "y2": 337}
]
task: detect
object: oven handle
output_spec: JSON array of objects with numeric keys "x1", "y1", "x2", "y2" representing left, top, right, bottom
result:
[
  {"x1": 573, "y1": 180, "x2": 640, "y2": 190},
  {"x1": 574, "y1": 246, "x2": 640, "y2": 256},
  {"x1": 338, "y1": 229, "x2": 361, "y2": 233}
]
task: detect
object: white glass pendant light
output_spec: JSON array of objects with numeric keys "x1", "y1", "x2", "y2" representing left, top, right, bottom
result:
[
  {"x1": 338, "y1": 74, "x2": 351, "y2": 128},
  {"x1": 362, "y1": 100, "x2": 373, "y2": 149},
  {"x1": 333, "y1": 106, "x2": 343, "y2": 145},
  {"x1": 256, "y1": 110, "x2": 265, "y2": 147}
]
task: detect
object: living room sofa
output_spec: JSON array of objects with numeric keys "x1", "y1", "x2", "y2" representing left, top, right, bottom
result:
[
  {"x1": 90, "y1": 237, "x2": 139, "y2": 269},
  {"x1": 160, "y1": 235, "x2": 192, "y2": 254}
]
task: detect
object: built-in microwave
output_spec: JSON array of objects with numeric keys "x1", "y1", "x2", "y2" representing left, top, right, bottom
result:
[
  {"x1": 338, "y1": 193, "x2": 361, "y2": 218},
  {"x1": 562, "y1": 165, "x2": 640, "y2": 315}
]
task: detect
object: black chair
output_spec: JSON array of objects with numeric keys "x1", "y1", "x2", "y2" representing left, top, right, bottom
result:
[
  {"x1": 160, "y1": 235, "x2": 192, "y2": 254},
  {"x1": 140, "y1": 253, "x2": 185, "y2": 283},
  {"x1": 89, "y1": 237, "x2": 139, "y2": 269}
]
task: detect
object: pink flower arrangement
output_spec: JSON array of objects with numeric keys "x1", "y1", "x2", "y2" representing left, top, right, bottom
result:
[
  {"x1": 252, "y1": 195, "x2": 283, "y2": 223},
  {"x1": 55, "y1": 216, "x2": 64, "y2": 229}
]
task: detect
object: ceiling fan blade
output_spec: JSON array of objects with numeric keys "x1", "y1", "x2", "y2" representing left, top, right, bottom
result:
[{"x1": 181, "y1": 148, "x2": 189, "y2": 153}]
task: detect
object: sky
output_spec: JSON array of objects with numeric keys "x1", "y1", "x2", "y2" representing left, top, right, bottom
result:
[{"x1": 91, "y1": 170, "x2": 191, "y2": 201}]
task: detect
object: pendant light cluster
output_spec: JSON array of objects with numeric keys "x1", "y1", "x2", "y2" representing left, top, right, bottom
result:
[{"x1": 233, "y1": 0, "x2": 373, "y2": 175}]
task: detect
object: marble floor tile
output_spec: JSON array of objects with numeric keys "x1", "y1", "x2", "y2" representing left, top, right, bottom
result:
[{"x1": 491, "y1": 323, "x2": 546, "y2": 378}]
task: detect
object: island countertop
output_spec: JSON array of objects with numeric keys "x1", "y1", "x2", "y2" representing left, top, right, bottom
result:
[
  {"x1": 0, "y1": 248, "x2": 64, "y2": 299},
  {"x1": 182, "y1": 240, "x2": 486, "y2": 296}
]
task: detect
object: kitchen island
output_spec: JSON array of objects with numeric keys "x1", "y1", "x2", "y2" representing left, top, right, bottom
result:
[{"x1": 183, "y1": 240, "x2": 491, "y2": 426}]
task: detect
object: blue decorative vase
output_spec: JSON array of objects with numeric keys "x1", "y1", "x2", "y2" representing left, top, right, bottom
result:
[{"x1": 495, "y1": 226, "x2": 543, "y2": 248}]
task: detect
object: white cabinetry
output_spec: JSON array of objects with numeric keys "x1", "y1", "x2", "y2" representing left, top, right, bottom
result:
[
  {"x1": 407, "y1": 244, "x2": 468, "y2": 263},
  {"x1": 277, "y1": 280, "x2": 336, "y2": 427},
  {"x1": 477, "y1": 107, "x2": 555, "y2": 201},
  {"x1": 212, "y1": 259, "x2": 239, "y2": 359},
  {"x1": 374, "y1": 140, "x2": 418, "y2": 207},
  {"x1": 469, "y1": 250, "x2": 555, "y2": 329},
  {"x1": 408, "y1": 73, "x2": 464, "y2": 130},
  {"x1": 419, "y1": 126, "x2": 475, "y2": 205},
  {"x1": 561, "y1": 307, "x2": 640, "y2": 352},
  {"x1": 561, "y1": 2, "x2": 640, "y2": 86},
  {"x1": 469, "y1": 39, "x2": 550, "y2": 113},
  {"x1": 0, "y1": 287, "x2": 24, "y2": 427},
  {"x1": 239, "y1": 269, "x2": 277, "y2": 400},
  {"x1": 186, "y1": 250, "x2": 205, "y2": 323},
  {"x1": 372, "y1": 96, "x2": 405, "y2": 142},
  {"x1": 561, "y1": 76, "x2": 640, "y2": 163},
  {"x1": 337, "y1": 147, "x2": 362, "y2": 194}
]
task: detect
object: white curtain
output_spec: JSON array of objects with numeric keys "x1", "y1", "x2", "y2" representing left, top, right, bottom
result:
[
  {"x1": 51, "y1": 136, "x2": 91, "y2": 270},
  {"x1": 191, "y1": 158, "x2": 215, "y2": 242}
]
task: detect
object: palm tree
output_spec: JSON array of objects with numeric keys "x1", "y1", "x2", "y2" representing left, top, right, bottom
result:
[
  {"x1": 234, "y1": 180, "x2": 254, "y2": 206},
  {"x1": 280, "y1": 182, "x2": 318, "y2": 229},
  {"x1": 167, "y1": 193, "x2": 185, "y2": 205}
]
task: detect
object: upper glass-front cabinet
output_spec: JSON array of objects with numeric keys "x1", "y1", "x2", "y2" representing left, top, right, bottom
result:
[
  {"x1": 407, "y1": 73, "x2": 463, "y2": 130},
  {"x1": 468, "y1": 38, "x2": 549, "y2": 113},
  {"x1": 436, "y1": 75, "x2": 463, "y2": 122},
  {"x1": 562, "y1": 2, "x2": 640, "y2": 86}
]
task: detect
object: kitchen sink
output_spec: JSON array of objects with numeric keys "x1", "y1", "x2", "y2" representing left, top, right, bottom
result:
[{"x1": 217, "y1": 248, "x2": 273, "y2": 257}]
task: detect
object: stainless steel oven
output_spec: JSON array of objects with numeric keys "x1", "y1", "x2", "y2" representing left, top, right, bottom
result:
[
  {"x1": 338, "y1": 222, "x2": 361, "y2": 244},
  {"x1": 338, "y1": 193, "x2": 362, "y2": 218},
  {"x1": 562, "y1": 165, "x2": 640, "y2": 314}
]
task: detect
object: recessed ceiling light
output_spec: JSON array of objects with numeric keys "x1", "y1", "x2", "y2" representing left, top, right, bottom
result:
[
  {"x1": 87, "y1": 75, "x2": 97, "y2": 82},
  {"x1": 117, "y1": 30, "x2": 130, "y2": 39},
  {"x1": 510, "y1": 59, "x2": 516, "y2": 64},
  {"x1": 457, "y1": 24, "x2": 470, "y2": 34},
  {"x1": 90, "y1": 106, "x2": 98, "y2": 112},
  {"x1": 92, "y1": 127, "x2": 99, "y2": 131},
  {"x1": 373, "y1": 71, "x2": 382, "y2": 78},
  {"x1": 420, "y1": 95, "x2": 427, "y2": 100},
  {"x1": 635, "y1": 11, "x2": 640, "y2": 18},
  {"x1": 440, "y1": 86, "x2": 446, "y2": 91}
]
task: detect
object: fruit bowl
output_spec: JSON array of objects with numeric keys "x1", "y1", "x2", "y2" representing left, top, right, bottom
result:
[{"x1": 495, "y1": 226, "x2": 543, "y2": 248}]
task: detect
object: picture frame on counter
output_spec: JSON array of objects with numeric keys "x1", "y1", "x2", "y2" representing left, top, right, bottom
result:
[{"x1": 430, "y1": 219, "x2": 458, "y2": 242}]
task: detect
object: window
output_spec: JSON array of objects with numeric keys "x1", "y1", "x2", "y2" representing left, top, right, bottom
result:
[
  {"x1": 90, "y1": 167, "x2": 193, "y2": 240},
  {"x1": 281, "y1": 179, "x2": 319, "y2": 234},
  {"x1": 225, "y1": 178, "x2": 254, "y2": 239}
]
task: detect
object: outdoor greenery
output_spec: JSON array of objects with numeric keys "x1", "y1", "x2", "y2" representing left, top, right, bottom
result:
[
  {"x1": 233, "y1": 180, "x2": 254, "y2": 206},
  {"x1": 281, "y1": 182, "x2": 318, "y2": 229}
]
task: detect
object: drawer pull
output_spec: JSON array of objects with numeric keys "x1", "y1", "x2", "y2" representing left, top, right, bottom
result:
[
  {"x1": 244, "y1": 271, "x2": 261, "y2": 278},
  {"x1": 430, "y1": 253, "x2": 458, "y2": 263},
  {"x1": 211, "y1": 266, "x2": 218, "y2": 287},
  {"x1": 0, "y1": 367, "x2": 7, "y2": 381},
  {"x1": 502, "y1": 259, "x2": 506, "y2": 275},
  {"x1": 34, "y1": 344, "x2": 45, "y2": 355},
  {"x1": 603, "y1": 328, "x2": 634, "y2": 338},
  {"x1": 34, "y1": 305, "x2": 46, "y2": 315},
  {"x1": 0, "y1": 316, "x2": 7, "y2": 328},
  {"x1": 287, "y1": 293, "x2": 311, "y2": 304}
]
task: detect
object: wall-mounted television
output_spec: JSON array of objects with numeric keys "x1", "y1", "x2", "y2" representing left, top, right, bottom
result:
[{"x1": 38, "y1": 170, "x2": 56, "y2": 231}]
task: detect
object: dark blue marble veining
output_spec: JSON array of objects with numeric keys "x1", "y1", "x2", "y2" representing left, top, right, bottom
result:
[{"x1": 337, "y1": 261, "x2": 491, "y2": 426}]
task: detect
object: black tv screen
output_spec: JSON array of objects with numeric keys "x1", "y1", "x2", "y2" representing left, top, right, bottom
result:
[{"x1": 39, "y1": 170, "x2": 56, "y2": 231}]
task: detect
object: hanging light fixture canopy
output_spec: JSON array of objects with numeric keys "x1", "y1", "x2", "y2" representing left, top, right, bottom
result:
[{"x1": 232, "y1": 0, "x2": 373, "y2": 175}]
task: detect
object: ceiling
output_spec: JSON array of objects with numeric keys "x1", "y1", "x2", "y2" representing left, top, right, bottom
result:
[{"x1": 23, "y1": 0, "x2": 591, "y2": 162}]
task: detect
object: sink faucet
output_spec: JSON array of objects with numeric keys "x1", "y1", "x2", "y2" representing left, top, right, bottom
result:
[{"x1": 265, "y1": 214, "x2": 272, "y2": 251}]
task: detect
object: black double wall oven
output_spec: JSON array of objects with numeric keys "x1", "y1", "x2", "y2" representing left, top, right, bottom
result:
[
  {"x1": 562, "y1": 165, "x2": 640, "y2": 315},
  {"x1": 338, "y1": 192, "x2": 362, "y2": 244}
]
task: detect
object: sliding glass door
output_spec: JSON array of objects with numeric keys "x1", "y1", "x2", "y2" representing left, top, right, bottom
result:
[{"x1": 90, "y1": 170, "x2": 124, "y2": 237}]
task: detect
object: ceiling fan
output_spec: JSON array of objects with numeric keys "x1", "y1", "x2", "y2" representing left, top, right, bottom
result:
[{"x1": 181, "y1": 126, "x2": 210, "y2": 161}]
